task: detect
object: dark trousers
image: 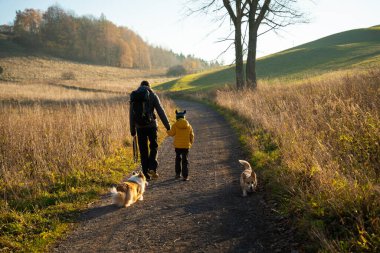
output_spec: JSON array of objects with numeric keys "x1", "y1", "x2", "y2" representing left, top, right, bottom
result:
[
  {"x1": 137, "y1": 127, "x2": 158, "y2": 178},
  {"x1": 175, "y1": 148, "x2": 189, "y2": 178}
]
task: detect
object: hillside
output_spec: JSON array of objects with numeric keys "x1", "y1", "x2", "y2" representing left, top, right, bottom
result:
[
  {"x1": 0, "y1": 34, "x2": 177, "y2": 99},
  {"x1": 155, "y1": 25, "x2": 380, "y2": 92}
]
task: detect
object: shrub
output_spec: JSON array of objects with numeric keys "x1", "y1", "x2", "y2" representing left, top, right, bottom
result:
[
  {"x1": 166, "y1": 65, "x2": 187, "y2": 76},
  {"x1": 61, "y1": 71, "x2": 76, "y2": 80}
]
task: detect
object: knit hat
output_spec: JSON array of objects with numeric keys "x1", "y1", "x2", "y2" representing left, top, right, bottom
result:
[
  {"x1": 140, "y1": 80, "x2": 150, "y2": 87},
  {"x1": 175, "y1": 110, "x2": 186, "y2": 120}
]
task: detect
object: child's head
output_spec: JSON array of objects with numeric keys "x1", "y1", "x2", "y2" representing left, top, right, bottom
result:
[{"x1": 175, "y1": 110, "x2": 186, "y2": 120}]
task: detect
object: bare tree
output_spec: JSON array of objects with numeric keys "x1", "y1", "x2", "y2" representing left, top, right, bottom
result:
[
  {"x1": 245, "y1": 0, "x2": 305, "y2": 88},
  {"x1": 189, "y1": 0, "x2": 305, "y2": 89},
  {"x1": 222, "y1": 0, "x2": 248, "y2": 89}
]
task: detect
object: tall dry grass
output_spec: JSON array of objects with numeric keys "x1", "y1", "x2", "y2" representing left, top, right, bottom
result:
[
  {"x1": 214, "y1": 70, "x2": 380, "y2": 252},
  {"x1": 0, "y1": 79, "x2": 174, "y2": 250},
  {"x1": 0, "y1": 95, "x2": 174, "y2": 201},
  {"x1": 0, "y1": 101, "x2": 127, "y2": 199}
]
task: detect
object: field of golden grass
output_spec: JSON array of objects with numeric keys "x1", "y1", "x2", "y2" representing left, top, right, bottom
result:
[
  {"x1": 0, "y1": 56, "x2": 176, "y2": 251},
  {"x1": 211, "y1": 69, "x2": 380, "y2": 252},
  {"x1": 0, "y1": 56, "x2": 175, "y2": 97}
]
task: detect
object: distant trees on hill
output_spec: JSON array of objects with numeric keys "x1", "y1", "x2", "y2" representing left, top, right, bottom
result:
[
  {"x1": 166, "y1": 65, "x2": 187, "y2": 76},
  {"x1": 10, "y1": 5, "x2": 219, "y2": 71}
]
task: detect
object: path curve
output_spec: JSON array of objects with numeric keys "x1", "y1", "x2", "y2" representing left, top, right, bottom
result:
[{"x1": 52, "y1": 100, "x2": 298, "y2": 253}]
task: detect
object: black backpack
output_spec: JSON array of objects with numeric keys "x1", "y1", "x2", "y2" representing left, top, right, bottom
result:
[{"x1": 130, "y1": 88, "x2": 154, "y2": 126}]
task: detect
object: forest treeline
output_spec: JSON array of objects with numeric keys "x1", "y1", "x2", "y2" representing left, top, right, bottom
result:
[{"x1": 8, "y1": 5, "x2": 218, "y2": 71}]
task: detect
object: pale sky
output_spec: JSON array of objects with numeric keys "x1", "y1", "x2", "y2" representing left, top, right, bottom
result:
[{"x1": 0, "y1": 0, "x2": 379, "y2": 64}]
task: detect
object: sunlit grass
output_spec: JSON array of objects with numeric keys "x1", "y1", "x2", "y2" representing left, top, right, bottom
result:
[
  {"x1": 0, "y1": 32, "x2": 175, "y2": 252},
  {"x1": 208, "y1": 70, "x2": 380, "y2": 252},
  {"x1": 0, "y1": 97, "x2": 175, "y2": 252}
]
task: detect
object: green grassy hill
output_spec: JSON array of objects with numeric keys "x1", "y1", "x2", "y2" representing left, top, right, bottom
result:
[{"x1": 155, "y1": 25, "x2": 380, "y2": 92}]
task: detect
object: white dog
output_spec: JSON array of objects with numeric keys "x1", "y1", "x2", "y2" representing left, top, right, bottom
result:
[
  {"x1": 110, "y1": 171, "x2": 148, "y2": 207},
  {"x1": 239, "y1": 160, "x2": 257, "y2": 197}
]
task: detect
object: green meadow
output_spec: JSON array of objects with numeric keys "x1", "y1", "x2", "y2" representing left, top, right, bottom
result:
[{"x1": 155, "y1": 25, "x2": 380, "y2": 91}]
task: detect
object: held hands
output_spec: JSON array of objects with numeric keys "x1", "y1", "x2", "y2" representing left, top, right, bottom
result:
[{"x1": 166, "y1": 125, "x2": 172, "y2": 136}]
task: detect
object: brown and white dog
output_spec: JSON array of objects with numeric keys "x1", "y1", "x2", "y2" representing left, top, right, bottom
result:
[
  {"x1": 110, "y1": 171, "x2": 148, "y2": 207},
  {"x1": 239, "y1": 160, "x2": 257, "y2": 197}
]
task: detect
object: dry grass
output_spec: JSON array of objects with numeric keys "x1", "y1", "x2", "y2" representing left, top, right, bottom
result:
[
  {"x1": 0, "y1": 95, "x2": 174, "y2": 196},
  {"x1": 0, "y1": 55, "x2": 176, "y2": 251},
  {"x1": 0, "y1": 81, "x2": 124, "y2": 102},
  {"x1": 213, "y1": 69, "x2": 380, "y2": 252},
  {"x1": 0, "y1": 93, "x2": 175, "y2": 251},
  {"x1": 1, "y1": 101, "x2": 127, "y2": 197},
  {"x1": 0, "y1": 56, "x2": 175, "y2": 197},
  {"x1": 0, "y1": 56, "x2": 175, "y2": 94}
]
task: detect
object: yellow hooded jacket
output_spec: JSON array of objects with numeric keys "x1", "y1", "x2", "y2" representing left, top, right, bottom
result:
[{"x1": 167, "y1": 118, "x2": 194, "y2": 149}]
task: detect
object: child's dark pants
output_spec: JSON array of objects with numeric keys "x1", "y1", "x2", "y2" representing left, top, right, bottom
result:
[{"x1": 175, "y1": 148, "x2": 189, "y2": 178}]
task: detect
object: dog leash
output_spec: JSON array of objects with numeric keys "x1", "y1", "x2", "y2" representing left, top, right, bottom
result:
[{"x1": 132, "y1": 135, "x2": 138, "y2": 163}]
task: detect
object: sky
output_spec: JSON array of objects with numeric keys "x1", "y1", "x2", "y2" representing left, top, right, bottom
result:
[{"x1": 0, "y1": 0, "x2": 379, "y2": 64}]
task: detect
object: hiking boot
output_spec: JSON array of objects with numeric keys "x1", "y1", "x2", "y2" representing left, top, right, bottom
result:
[
  {"x1": 175, "y1": 174, "x2": 181, "y2": 179},
  {"x1": 149, "y1": 170, "x2": 159, "y2": 179},
  {"x1": 144, "y1": 173, "x2": 151, "y2": 181},
  {"x1": 182, "y1": 177, "x2": 189, "y2": 181}
]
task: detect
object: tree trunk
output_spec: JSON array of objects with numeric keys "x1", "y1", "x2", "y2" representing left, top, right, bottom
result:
[
  {"x1": 235, "y1": 23, "x2": 245, "y2": 89},
  {"x1": 246, "y1": 0, "x2": 270, "y2": 89},
  {"x1": 223, "y1": 0, "x2": 245, "y2": 89},
  {"x1": 246, "y1": 28, "x2": 257, "y2": 89}
]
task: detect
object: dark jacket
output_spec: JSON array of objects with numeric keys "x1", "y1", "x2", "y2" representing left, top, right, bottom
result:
[{"x1": 129, "y1": 86, "x2": 170, "y2": 136}]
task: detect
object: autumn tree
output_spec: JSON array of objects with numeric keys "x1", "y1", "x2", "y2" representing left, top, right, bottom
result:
[
  {"x1": 13, "y1": 8, "x2": 42, "y2": 47},
  {"x1": 40, "y1": 5, "x2": 77, "y2": 56},
  {"x1": 12, "y1": 5, "x2": 213, "y2": 70}
]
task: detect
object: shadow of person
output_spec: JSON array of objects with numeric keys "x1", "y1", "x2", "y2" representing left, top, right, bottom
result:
[{"x1": 79, "y1": 204, "x2": 120, "y2": 221}]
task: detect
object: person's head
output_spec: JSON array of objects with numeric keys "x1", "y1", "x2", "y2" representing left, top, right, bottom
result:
[
  {"x1": 175, "y1": 110, "x2": 186, "y2": 120},
  {"x1": 140, "y1": 80, "x2": 150, "y2": 87}
]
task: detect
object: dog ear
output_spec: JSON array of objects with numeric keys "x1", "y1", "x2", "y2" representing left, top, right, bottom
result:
[
  {"x1": 252, "y1": 173, "x2": 257, "y2": 182},
  {"x1": 183, "y1": 110, "x2": 186, "y2": 114},
  {"x1": 175, "y1": 109, "x2": 178, "y2": 114}
]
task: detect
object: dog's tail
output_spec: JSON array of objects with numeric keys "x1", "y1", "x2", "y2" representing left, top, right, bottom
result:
[
  {"x1": 110, "y1": 186, "x2": 126, "y2": 207},
  {"x1": 110, "y1": 186, "x2": 118, "y2": 195},
  {"x1": 239, "y1": 160, "x2": 252, "y2": 171}
]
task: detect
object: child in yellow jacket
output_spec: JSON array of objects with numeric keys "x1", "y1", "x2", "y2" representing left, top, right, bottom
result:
[{"x1": 167, "y1": 110, "x2": 194, "y2": 181}]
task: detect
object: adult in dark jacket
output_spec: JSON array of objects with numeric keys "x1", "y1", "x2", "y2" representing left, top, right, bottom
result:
[{"x1": 130, "y1": 80, "x2": 170, "y2": 180}]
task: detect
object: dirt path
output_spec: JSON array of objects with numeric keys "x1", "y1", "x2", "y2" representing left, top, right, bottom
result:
[{"x1": 52, "y1": 100, "x2": 299, "y2": 253}]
